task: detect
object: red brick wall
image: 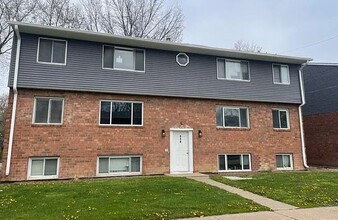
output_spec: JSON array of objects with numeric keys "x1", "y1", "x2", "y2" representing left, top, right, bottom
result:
[
  {"x1": 303, "y1": 112, "x2": 338, "y2": 167},
  {"x1": 2, "y1": 89, "x2": 305, "y2": 181}
]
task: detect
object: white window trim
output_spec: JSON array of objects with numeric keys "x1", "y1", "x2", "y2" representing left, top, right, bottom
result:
[
  {"x1": 27, "y1": 157, "x2": 60, "y2": 180},
  {"x1": 96, "y1": 155, "x2": 142, "y2": 176},
  {"x1": 99, "y1": 100, "x2": 144, "y2": 126},
  {"x1": 272, "y1": 64, "x2": 290, "y2": 85},
  {"x1": 102, "y1": 45, "x2": 146, "y2": 73},
  {"x1": 272, "y1": 108, "x2": 290, "y2": 130},
  {"x1": 218, "y1": 154, "x2": 252, "y2": 172},
  {"x1": 32, "y1": 97, "x2": 64, "y2": 125},
  {"x1": 217, "y1": 106, "x2": 250, "y2": 129},
  {"x1": 176, "y1": 52, "x2": 189, "y2": 66},
  {"x1": 216, "y1": 58, "x2": 251, "y2": 82},
  {"x1": 276, "y1": 154, "x2": 294, "y2": 170},
  {"x1": 36, "y1": 37, "x2": 67, "y2": 65}
]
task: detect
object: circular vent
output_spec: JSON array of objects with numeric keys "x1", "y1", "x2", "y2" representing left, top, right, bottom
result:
[{"x1": 176, "y1": 53, "x2": 189, "y2": 66}]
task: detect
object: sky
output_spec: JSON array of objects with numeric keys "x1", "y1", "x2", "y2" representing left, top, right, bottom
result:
[
  {"x1": 177, "y1": 0, "x2": 338, "y2": 62},
  {"x1": 2, "y1": 0, "x2": 338, "y2": 93}
]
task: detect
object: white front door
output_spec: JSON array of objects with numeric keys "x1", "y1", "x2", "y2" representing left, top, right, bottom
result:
[{"x1": 170, "y1": 131, "x2": 191, "y2": 173}]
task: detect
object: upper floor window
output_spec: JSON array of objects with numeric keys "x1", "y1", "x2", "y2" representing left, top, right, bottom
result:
[
  {"x1": 273, "y1": 64, "x2": 290, "y2": 84},
  {"x1": 272, "y1": 109, "x2": 289, "y2": 129},
  {"x1": 37, "y1": 38, "x2": 67, "y2": 65},
  {"x1": 100, "y1": 100, "x2": 143, "y2": 126},
  {"x1": 33, "y1": 97, "x2": 64, "y2": 124},
  {"x1": 216, "y1": 106, "x2": 249, "y2": 128},
  {"x1": 103, "y1": 45, "x2": 145, "y2": 72},
  {"x1": 217, "y1": 59, "x2": 250, "y2": 81}
]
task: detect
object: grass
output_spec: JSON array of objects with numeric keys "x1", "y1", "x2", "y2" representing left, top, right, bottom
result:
[
  {"x1": 211, "y1": 171, "x2": 338, "y2": 208},
  {"x1": 0, "y1": 176, "x2": 268, "y2": 219}
]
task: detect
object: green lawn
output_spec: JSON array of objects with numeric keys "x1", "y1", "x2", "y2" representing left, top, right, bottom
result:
[
  {"x1": 0, "y1": 176, "x2": 268, "y2": 219},
  {"x1": 211, "y1": 172, "x2": 338, "y2": 208}
]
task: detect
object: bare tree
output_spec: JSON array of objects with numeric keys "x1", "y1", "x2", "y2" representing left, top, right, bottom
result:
[
  {"x1": 34, "y1": 0, "x2": 85, "y2": 29},
  {"x1": 0, "y1": 0, "x2": 36, "y2": 55},
  {"x1": 83, "y1": 0, "x2": 184, "y2": 42},
  {"x1": 0, "y1": 93, "x2": 8, "y2": 155},
  {"x1": 234, "y1": 40, "x2": 262, "y2": 53}
]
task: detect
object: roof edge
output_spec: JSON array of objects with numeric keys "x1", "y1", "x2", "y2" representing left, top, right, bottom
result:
[{"x1": 8, "y1": 21, "x2": 312, "y2": 64}]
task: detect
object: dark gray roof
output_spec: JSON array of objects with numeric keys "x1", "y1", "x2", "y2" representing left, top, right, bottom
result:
[{"x1": 303, "y1": 63, "x2": 338, "y2": 115}]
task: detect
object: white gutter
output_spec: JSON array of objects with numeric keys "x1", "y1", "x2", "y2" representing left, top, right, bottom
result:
[
  {"x1": 298, "y1": 63, "x2": 309, "y2": 169},
  {"x1": 5, "y1": 25, "x2": 21, "y2": 175}
]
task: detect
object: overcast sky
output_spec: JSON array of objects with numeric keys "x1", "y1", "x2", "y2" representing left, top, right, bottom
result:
[
  {"x1": 1, "y1": 0, "x2": 338, "y2": 94},
  {"x1": 177, "y1": 0, "x2": 338, "y2": 62}
]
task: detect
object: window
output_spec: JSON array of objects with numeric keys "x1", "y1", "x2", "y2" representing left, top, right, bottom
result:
[
  {"x1": 276, "y1": 154, "x2": 293, "y2": 170},
  {"x1": 97, "y1": 156, "x2": 142, "y2": 175},
  {"x1": 216, "y1": 106, "x2": 249, "y2": 128},
  {"x1": 218, "y1": 154, "x2": 251, "y2": 171},
  {"x1": 176, "y1": 53, "x2": 189, "y2": 66},
  {"x1": 28, "y1": 157, "x2": 59, "y2": 179},
  {"x1": 217, "y1": 59, "x2": 250, "y2": 81},
  {"x1": 103, "y1": 46, "x2": 145, "y2": 71},
  {"x1": 33, "y1": 98, "x2": 64, "y2": 124},
  {"x1": 100, "y1": 101, "x2": 143, "y2": 126},
  {"x1": 37, "y1": 38, "x2": 67, "y2": 64},
  {"x1": 272, "y1": 109, "x2": 289, "y2": 129},
  {"x1": 273, "y1": 64, "x2": 290, "y2": 84}
]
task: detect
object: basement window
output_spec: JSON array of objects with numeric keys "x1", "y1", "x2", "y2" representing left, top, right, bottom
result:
[
  {"x1": 97, "y1": 156, "x2": 142, "y2": 175},
  {"x1": 218, "y1": 154, "x2": 251, "y2": 171},
  {"x1": 28, "y1": 157, "x2": 59, "y2": 179},
  {"x1": 276, "y1": 154, "x2": 293, "y2": 170}
]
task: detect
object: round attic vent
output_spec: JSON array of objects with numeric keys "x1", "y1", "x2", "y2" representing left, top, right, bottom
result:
[{"x1": 176, "y1": 53, "x2": 189, "y2": 66}]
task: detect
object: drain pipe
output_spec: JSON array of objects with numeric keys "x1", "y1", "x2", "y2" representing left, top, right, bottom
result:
[
  {"x1": 5, "y1": 25, "x2": 21, "y2": 175},
  {"x1": 298, "y1": 63, "x2": 309, "y2": 169}
]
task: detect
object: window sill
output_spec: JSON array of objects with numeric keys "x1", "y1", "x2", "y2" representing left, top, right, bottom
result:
[
  {"x1": 99, "y1": 124, "x2": 143, "y2": 128},
  {"x1": 273, "y1": 128, "x2": 291, "y2": 132},
  {"x1": 102, "y1": 67, "x2": 145, "y2": 73},
  {"x1": 27, "y1": 175, "x2": 58, "y2": 180},
  {"x1": 32, "y1": 123, "x2": 63, "y2": 127},
  {"x1": 216, "y1": 126, "x2": 250, "y2": 131},
  {"x1": 217, "y1": 78, "x2": 251, "y2": 82},
  {"x1": 276, "y1": 167, "x2": 293, "y2": 171},
  {"x1": 97, "y1": 172, "x2": 141, "y2": 177},
  {"x1": 218, "y1": 169, "x2": 252, "y2": 172}
]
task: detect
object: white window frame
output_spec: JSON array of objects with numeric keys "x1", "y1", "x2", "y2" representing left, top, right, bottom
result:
[
  {"x1": 99, "y1": 100, "x2": 144, "y2": 126},
  {"x1": 27, "y1": 157, "x2": 60, "y2": 180},
  {"x1": 96, "y1": 155, "x2": 142, "y2": 176},
  {"x1": 218, "y1": 106, "x2": 250, "y2": 129},
  {"x1": 272, "y1": 108, "x2": 290, "y2": 130},
  {"x1": 216, "y1": 58, "x2": 251, "y2": 82},
  {"x1": 32, "y1": 97, "x2": 64, "y2": 125},
  {"x1": 218, "y1": 154, "x2": 252, "y2": 172},
  {"x1": 176, "y1": 52, "x2": 189, "y2": 66},
  {"x1": 272, "y1": 64, "x2": 290, "y2": 85},
  {"x1": 276, "y1": 154, "x2": 293, "y2": 170},
  {"x1": 36, "y1": 37, "x2": 67, "y2": 65},
  {"x1": 102, "y1": 45, "x2": 146, "y2": 73}
]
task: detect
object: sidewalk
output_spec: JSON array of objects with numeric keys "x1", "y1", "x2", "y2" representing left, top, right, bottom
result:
[
  {"x1": 179, "y1": 206, "x2": 338, "y2": 220},
  {"x1": 180, "y1": 174, "x2": 338, "y2": 220}
]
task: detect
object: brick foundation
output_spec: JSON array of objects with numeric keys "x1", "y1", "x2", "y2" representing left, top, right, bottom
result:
[
  {"x1": 1, "y1": 89, "x2": 305, "y2": 181},
  {"x1": 303, "y1": 112, "x2": 338, "y2": 167}
]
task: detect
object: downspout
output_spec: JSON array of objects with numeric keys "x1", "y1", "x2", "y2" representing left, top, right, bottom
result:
[
  {"x1": 5, "y1": 25, "x2": 21, "y2": 175},
  {"x1": 298, "y1": 63, "x2": 309, "y2": 169}
]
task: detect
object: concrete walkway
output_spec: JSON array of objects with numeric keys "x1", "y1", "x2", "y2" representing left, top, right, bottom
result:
[
  {"x1": 179, "y1": 206, "x2": 338, "y2": 220},
  {"x1": 173, "y1": 174, "x2": 338, "y2": 220},
  {"x1": 186, "y1": 175, "x2": 296, "y2": 211}
]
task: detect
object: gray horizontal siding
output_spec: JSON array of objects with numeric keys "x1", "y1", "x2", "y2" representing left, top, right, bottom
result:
[
  {"x1": 303, "y1": 65, "x2": 338, "y2": 115},
  {"x1": 9, "y1": 33, "x2": 302, "y2": 104}
]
